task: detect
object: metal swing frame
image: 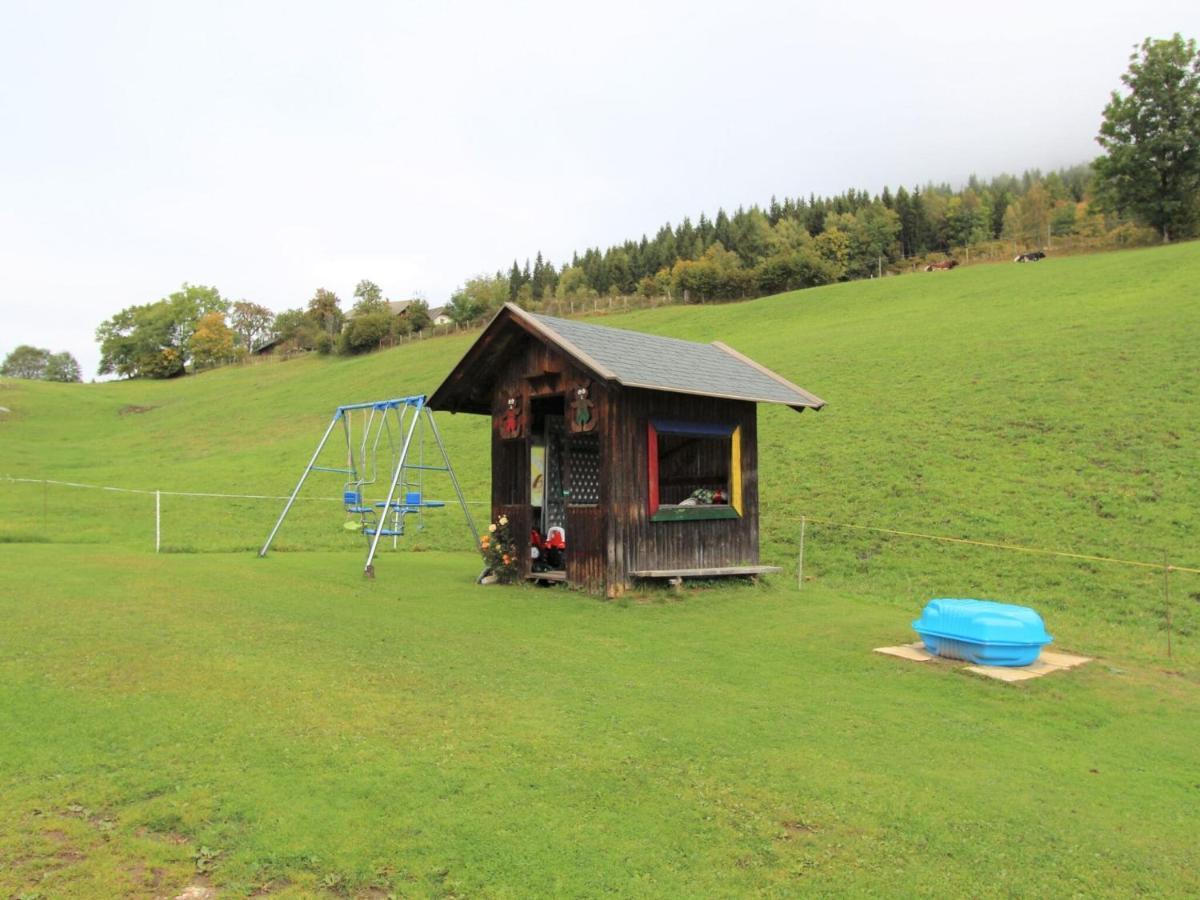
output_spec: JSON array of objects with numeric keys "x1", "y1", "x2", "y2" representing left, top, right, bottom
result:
[{"x1": 258, "y1": 395, "x2": 479, "y2": 577}]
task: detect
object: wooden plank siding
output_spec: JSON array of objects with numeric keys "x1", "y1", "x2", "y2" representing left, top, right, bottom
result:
[
  {"x1": 605, "y1": 389, "x2": 760, "y2": 595},
  {"x1": 488, "y1": 335, "x2": 611, "y2": 588}
]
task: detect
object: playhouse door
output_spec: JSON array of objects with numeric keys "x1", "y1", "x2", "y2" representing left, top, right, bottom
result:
[{"x1": 564, "y1": 431, "x2": 604, "y2": 588}]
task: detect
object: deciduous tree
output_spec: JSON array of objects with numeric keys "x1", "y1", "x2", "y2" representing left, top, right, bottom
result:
[
  {"x1": 352, "y1": 280, "x2": 388, "y2": 315},
  {"x1": 1, "y1": 345, "x2": 50, "y2": 379},
  {"x1": 45, "y1": 352, "x2": 83, "y2": 382},
  {"x1": 229, "y1": 300, "x2": 274, "y2": 351},
  {"x1": 307, "y1": 288, "x2": 344, "y2": 336},
  {"x1": 95, "y1": 283, "x2": 227, "y2": 378},
  {"x1": 189, "y1": 312, "x2": 236, "y2": 370},
  {"x1": 1095, "y1": 34, "x2": 1200, "y2": 242}
]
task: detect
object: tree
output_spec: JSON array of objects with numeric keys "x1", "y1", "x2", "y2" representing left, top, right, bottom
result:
[
  {"x1": 272, "y1": 308, "x2": 321, "y2": 351},
  {"x1": 812, "y1": 228, "x2": 851, "y2": 277},
  {"x1": 556, "y1": 265, "x2": 592, "y2": 300},
  {"x1": 307, "y1": 288, "x2": 343, "y2": 336},
  {"x1": 95, "y1": 283, "x2": 227, "y2": 378},
  {"x1": 1002, "y1": 182, "x2": 1052, "y2": 247},
  {"x1": 229, "y1": 301, "x2": 274, "y2": 351},
  {"x1": 45, "y1": 352, "x2": 83, "y2": 382},
  {"x1": 448, "y1": 274, "x2": 508, "y2": 325},
  {"x1": 1, "y1": 345, "x2": 51, "y2": 379},
  {"x1": 406, "y1": 299, "x2": 432, "y2": 333},
  {"x1": 2, "y1": 346, "x2": 82, "y2": 382},
  {"x1": 189, "y1": 311, "x2": 236, "y2": 370},
  {"x1": 1095, "y1": 34, "x2": 1200, "y2": 242},
  {"x1": 339, "y1": 312, "x2": 393, "y2": 354},
  {"x1": 352, "y1": 280, "x2": 388, "y2": 315}
]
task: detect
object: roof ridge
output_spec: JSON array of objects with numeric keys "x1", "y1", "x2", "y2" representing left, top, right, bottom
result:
[{"x1": 530, "y1": 311, "x2": 716, "y2": 350}]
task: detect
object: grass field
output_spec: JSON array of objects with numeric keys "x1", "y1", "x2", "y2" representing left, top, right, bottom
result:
[
  {"x1": 2, "y1": 244, "x2": 1199, "y2": 896},
  {"x1": 2, "y1": 547, "x2": 1197, "y2": 897}
]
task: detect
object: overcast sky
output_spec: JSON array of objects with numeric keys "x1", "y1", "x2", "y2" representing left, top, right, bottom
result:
[{"x1": 2, "y1": 0, "x2": 1196, "y2": 378}]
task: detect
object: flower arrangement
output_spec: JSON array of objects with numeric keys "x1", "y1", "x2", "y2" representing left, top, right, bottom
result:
[{"x1": 479, "y1": 514, "x2": 519, "y2": 583}]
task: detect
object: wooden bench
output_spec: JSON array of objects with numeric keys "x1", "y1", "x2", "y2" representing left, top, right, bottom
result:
[
  {"x1": 630, "y1": 565, "x2": 781, "y2": 591},
  {"x1": 525, "y1": 570, "x2": 567, "y2": 584}
]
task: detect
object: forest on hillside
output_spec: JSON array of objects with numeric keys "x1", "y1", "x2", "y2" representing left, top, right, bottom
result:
[{"x1": 444, "y1": 163, "x2": 1160, "y2": 322}]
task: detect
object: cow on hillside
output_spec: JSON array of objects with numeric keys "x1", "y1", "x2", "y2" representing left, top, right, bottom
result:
[
  {"x1": 1014, "y1": 250, "x2": 1047, "y2": 262},
  {"x1": 923, "y1": 259, "x2": 959, "y2": 272}
]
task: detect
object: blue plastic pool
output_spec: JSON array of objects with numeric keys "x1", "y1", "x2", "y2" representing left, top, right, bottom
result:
[{"x1": 912, "y1": 598, "x2": 1052, "y2": 666}]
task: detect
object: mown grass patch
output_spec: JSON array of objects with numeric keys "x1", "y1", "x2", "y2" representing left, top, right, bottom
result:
[{"x1": 0, "y1": 546, "x2": 1197, "y2": 897}]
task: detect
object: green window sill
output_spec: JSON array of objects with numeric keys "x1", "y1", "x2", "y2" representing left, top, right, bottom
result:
[{"x1": 651, "y1": 505, "x2": 740, "y2": 523}]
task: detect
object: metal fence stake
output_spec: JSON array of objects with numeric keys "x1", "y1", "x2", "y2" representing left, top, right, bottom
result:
[
  {"x1": 1164, "y1": 551, "x2": 1173, "y2": 659},
  {"x1": 798, "y1": 515, "x2": 806, "y2": 590}
]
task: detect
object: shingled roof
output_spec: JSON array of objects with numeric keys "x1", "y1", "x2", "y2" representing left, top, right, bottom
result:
[{"x1": 428, "y1": 303, "x2": 825, "y2": 414}]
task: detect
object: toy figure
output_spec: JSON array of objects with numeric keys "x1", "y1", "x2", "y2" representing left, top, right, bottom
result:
[
  {"x1": 569, "y1": 384, "x2": 594, "y2": 432},
  {"x1": 499, "y1": 397, "x2": 522, "y2": 439}
]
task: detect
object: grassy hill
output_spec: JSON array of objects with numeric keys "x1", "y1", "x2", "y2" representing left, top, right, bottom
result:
[
  {"x1": 1, "y1": 243, "x2": 1199, "y2": 896},
  {"x1": 2, "y1": 242, "x2": 1197, "y2": 644}
]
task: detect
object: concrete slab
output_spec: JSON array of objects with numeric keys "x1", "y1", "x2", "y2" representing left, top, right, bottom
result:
[
  {"x1": 874, "y1": 643, "x2": 934, "y2": 662},
  {"x1": 1039, "y1": 650, "x2": 1092, "y2": 669}
]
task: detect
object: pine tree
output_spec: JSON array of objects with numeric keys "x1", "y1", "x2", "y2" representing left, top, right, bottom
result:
[{"x1": 508, "y1": 261, "x2": 522, "y2": 302}]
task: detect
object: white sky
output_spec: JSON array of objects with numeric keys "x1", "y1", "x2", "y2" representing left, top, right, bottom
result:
[{"x1": 1, "y1": 0, "x2": 1196, "y2": 378}]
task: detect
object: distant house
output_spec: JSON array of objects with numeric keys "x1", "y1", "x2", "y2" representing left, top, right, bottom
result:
[
  {"x1": 349, "y1": 299, "x2": 421, "y2": 320},
  {"x1": 429, "y1": 306, "x2": 453, "y2": 326},
  {"x1": 386, "y1": 300, "x2": 417, "y2": 318},
  {"x1": 252, "y1": 336, "x2": 284, "y2": 356}
]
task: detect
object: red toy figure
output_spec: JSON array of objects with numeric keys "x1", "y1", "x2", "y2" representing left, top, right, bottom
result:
[
  {"x1": 542, "y1": 526, "x2": 566, "y2": 569},
  {"x1": 499, "y1": 397, "x2": 522, "y2": 439}
]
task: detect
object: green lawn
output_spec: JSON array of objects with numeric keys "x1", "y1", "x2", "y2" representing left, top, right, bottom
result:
[
  {"x1": 1, "y1": 243, "x2": 1199, "y2": 895},
  {"x1": 2, "y1": 546, "x2": 1197, "y2": 898}
]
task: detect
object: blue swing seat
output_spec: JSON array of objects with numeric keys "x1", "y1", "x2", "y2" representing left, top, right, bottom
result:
[
  {"x1": 375, "y1": 491, "x2": 445, "y2": 511},
  {"x1": 343, "y1": 489, "x2": 377, "y2": 514}
]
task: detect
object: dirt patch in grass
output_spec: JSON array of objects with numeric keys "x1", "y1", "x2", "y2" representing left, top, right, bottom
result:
[
  {"x1": 779, "y1": 820, "x2": 817, "y2": 839},
  {"x1": 174, "y1": 878, "x2": 216, "y2": 899},
  {"x1": 118, "y1": 405, "x2": 157, "y2": 416}
]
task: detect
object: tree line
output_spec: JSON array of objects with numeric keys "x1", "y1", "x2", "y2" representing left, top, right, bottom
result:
[
  {"x1": 444, "y1": 164, "x2": 1117, "y2": 322},
  {"x1": 91, "y1": 281, "x2": 433, "y2": 379}
]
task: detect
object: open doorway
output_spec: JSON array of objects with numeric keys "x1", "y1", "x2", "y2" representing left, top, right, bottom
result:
[{"x1": 530, "y1": 395, "x2": 567, "y2": 574}]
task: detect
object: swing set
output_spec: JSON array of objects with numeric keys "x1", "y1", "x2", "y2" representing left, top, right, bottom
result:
[{"x1": 258, "y1": 395, "x2": 478, "y2": 577}]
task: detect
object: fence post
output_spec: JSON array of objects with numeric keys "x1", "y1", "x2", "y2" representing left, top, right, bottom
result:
[
  {"x1": 797, "y1": 515, "x2": 806, "y2": 590},
  {"x1": 1163, "y1": 551, "x2": 1173, "y2": 658},
  {"x1": 156, "y1": 490, "x2": 161, "y2": 554}
]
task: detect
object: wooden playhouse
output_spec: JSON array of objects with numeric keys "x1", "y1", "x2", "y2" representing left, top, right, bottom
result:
[{"x1": 428, "y1": 304, "x2": 825, "y2": 595}]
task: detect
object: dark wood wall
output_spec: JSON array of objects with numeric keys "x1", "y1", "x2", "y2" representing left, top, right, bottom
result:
[
  {"x1": 604, "y1": 389, "x2": 759, "y2": 594},
  {"x1": 486, "y1": 336, "x2": 761, "y2": 596},
  {"x1": 489, "y1": 335, "x2": 610, "y2": 587}
]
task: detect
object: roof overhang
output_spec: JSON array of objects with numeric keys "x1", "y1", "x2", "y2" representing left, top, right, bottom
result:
[{"x1": 428, "y1": 305, "x2": 613, "y2": 414}]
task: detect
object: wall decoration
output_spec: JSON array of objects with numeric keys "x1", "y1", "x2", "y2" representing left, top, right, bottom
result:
[
  {"x1": 498, "y1": 397, "x2": 523, "y2": 439},
  {"x1": 569, "y1": 383, "x2": 596, "y2": 433}
]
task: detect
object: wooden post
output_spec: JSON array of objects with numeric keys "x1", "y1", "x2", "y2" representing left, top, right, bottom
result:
[
  {"x1": 797, "y1": 515, "x2": 806, "y2": 590},
  {"x1": 1163, "y1": 551, "x2": 1173, "y2": 659}
]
